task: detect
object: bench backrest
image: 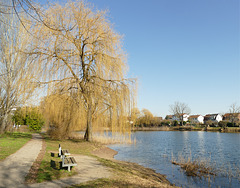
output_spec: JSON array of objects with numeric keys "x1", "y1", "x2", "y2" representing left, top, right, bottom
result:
[{"x1": 59, "y1": 144, "x2": 62, "y2": 157}]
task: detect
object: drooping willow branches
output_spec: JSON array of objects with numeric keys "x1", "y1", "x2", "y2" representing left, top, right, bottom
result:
[
  {"x1": 29, "y1": 1, "x2": 137, "y2": 141},
  {"x1": 0, "y1": 2, "x2": 40, "y2": 133}
]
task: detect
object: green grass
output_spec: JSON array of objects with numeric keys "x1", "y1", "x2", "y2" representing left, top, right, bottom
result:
[{"x1": 0, "y1": 132, "x2": 32, "y2": 161}]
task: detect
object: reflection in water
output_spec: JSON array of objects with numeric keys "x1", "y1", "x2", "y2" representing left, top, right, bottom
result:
[
  {"x1": 109, "y1": 131, "x2": 240, "y2": 188},
  {"x1": 197, "y1": 131, "x2": 205, "y2": 156},
  {"x1": 216, "y1": 132, "x2": 224, "y2": 163}
]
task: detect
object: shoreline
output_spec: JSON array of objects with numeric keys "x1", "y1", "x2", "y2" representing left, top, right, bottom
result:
[
  {"x1": 92, "y1": 146, "x2": 118, "y2": 159},
  {"x1": 132, "y1": 126, "x2": 240, "y2": 133},
  {"x1": 92, "y1": 146, "x2": 175, "y2": 187}
]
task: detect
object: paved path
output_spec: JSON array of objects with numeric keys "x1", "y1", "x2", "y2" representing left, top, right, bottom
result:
[
  {"x1": 0, "y1": 134, "x2": 43, "y2": 188},
  {"x1": 0, "y1": 134, "x2": 111, "y2": 188}
]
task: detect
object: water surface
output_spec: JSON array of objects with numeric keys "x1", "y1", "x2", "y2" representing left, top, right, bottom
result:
[{"x1": 109, "y1": 131, "x2": 240, "y2": 187}]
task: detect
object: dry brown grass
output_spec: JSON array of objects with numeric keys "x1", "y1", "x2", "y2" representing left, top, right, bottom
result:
[
  {"x1": 97, "y1": 158, "x2": 176, "y2": 188},
  {"x1": 171, "y1": 153, "x2": 217, "y2": 178},
  {"x1": 171, "y1": 152, "x2": 240, "y2": 185},
  {"x1": 70, "y1": 132, "x2": 136, "y2": 145}
]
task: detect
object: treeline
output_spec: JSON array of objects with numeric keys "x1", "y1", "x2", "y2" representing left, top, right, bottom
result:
[
  {"x1": 132, "y1": 108, "x2": 168, "y2": 127},
  {"x1": 132, "y1": 108, "x2": 240, "y2": 128}
]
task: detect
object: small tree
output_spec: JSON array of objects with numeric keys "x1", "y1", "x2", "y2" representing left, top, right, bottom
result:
[{"x1": 228, "y1": 103, "x2": 240, "y2": 124}]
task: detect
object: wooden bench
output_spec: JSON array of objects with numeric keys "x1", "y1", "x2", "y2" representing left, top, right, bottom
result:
[
  {"x1": 58, "y1": 144, "x2": 70, "y2": 158},
  {"x1": 58, "y1": 144, "x2": 77, "y2": 171},
  {"x1": 62, "y1": 155, "x2": 77, "y2": 171}
]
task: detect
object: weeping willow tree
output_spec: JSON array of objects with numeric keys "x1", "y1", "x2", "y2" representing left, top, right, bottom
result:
[
  {"x1": 0, "y1": 3, "x2": 39, "y2": 133},
  {"x1": 30, "y1": 1, "x2": 136, "y2": 141}
]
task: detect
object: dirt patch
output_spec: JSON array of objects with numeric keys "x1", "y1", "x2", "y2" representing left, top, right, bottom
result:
[{"x1": 92, "y1": 146, "x2": 118, "y2": 159}]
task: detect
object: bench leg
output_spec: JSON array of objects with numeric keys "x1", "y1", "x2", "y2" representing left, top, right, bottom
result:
[{"x1": 68, "y1": 166, "x2": 70, "y2": 172}]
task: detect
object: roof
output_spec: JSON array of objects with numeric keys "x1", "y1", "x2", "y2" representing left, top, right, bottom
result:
[
  {"x1": 189, "y1": 115, "x2": 202, "y2": 119},
  {"x1": 223, "y1": 113, "x2": 240, "y2": 117},
  {"x1": 204, "y1": 114, "x2": 220, "y2": 117}
]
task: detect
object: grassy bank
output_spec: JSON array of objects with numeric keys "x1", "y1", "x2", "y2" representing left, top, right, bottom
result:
[
  {"x1": 0, "y1": 132, "x2": 32, "y2": 161},
  {"x1": 36, "y1": 134, "x2": 174, "y2": 187}
]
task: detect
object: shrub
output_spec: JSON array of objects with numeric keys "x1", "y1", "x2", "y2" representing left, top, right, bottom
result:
[
  {"x1": 173, "y1": 120, "x2": 178, "y2": 126},
  {"x1": 218, "y1": 121, "x2": 228, "y2": 128},
  {"x1": 25, "y1": 112, "x2": 45, "y2": 131},
  {"x1": 160, "y1": 120, "x2": 171, "y2": 126},
  {"x1": 227, "y1": 122, "x2": 238, "y2": 127},
  {"x1": 13, "y1": 107, "x2": 45, "y2": 131}
]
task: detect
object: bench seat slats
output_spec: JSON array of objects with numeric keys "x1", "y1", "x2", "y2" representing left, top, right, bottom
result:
[
  {"x1": 71, "y1": 157, "x2": 77, "y2": 164},
  {"x1": 63, "y1": 157, "x2": 77, "y2": 166}
]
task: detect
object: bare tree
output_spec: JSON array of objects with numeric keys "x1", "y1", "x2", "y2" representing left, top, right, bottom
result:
[
  {"x1": 170, "y1": 101, "x2": 191, "y2": 126},
  {"x1": 228, "y1": 103, "x2": 240, "y2": 124},
  {"x1": 0, "y1": 6, "x2": 39, "y2": 133},
  {"x1": 29, "y1": 1, "x2": 136, "y2": 141}
]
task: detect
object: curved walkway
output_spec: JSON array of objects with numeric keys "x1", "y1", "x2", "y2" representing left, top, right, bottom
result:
[{"x1": 0, "y1": 133, "x2": 43, "y2": 188}]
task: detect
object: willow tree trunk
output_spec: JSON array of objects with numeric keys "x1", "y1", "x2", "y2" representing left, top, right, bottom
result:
[
  {"x1": 84, "y1": 102, "x2": 93, "y2": 141},
  {"x1": 0, "y1": 113, "x2": 9, "y2": 133}
]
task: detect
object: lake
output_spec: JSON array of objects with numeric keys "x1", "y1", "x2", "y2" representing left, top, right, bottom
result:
[{"x1": 108, "y1": 131, "x2": 240, "y2": 187}]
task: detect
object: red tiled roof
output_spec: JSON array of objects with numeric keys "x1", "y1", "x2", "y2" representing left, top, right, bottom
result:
[{"x1": 189, "y1": 115, "x2": 201, "y2": 119}]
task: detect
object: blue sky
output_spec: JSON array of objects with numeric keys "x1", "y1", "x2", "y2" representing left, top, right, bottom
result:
[{"x1": 38, "y1": 0, "x2": 240, "y2": 117}]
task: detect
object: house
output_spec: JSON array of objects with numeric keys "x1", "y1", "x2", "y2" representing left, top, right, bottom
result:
[
  {"x1": 188, "y1": 115, "x2": 204, "y2": 124},
  {"x1": 204, "y1": 114, "x2": 222, "y2": 123},
  {"x1": 165, "y1": 115, "x2": 173, "y2": 120},
  {"x1": 223, "y1": 113, "x2": 240, "y2": 122},
  {"x1": 172, "y1": 113, "x2": 189, "y2": 122}
]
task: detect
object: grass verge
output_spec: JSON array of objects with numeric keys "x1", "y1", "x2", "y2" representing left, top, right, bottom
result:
[{"x1": 0, "y1": 132, "x2": 32, "y2": 161}]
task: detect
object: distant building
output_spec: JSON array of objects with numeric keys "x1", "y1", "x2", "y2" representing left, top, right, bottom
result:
[
  {"x1": 204, "y1": 114, "x2": 222, "y2": 123},
  {"x1": 223, "y1": 113, "x2": 240, "y2": 122},
  {"x1": 188, "y1": 115, "x2": 204, "y2": 124},
  {"x1": 165, "y1": 115, "x2": 173, "y2": 120},
  {"x1": 172, "y1": 114, "x2": 189, "y2": 122}
]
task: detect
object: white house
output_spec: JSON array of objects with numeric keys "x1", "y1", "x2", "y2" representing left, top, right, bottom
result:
[
  {"x1": 172, "y1": 114, "x2": 189, "y2": 122},
  {"x1": 204, "y1": 114, "x2": 222, "y2": 123},
  {"x1": 189, "y1": 115, "x2": 204, "y2": 124}
]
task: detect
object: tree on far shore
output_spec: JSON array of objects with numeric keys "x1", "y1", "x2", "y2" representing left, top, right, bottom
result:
[
  {"x1": 228, "y1": 103, "x2": 240, "y2": 125},
  {"x1": 169, "y1": 101, "x2": 191, "y2": 126}
]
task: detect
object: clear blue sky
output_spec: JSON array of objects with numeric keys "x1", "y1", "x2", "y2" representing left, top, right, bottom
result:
[{"x1": 38, "y1": 0, "x2": 240, "y2": 117}]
